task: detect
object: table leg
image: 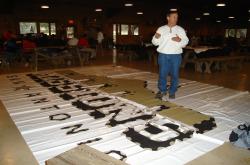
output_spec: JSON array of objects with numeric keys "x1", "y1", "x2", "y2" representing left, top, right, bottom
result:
[
  {"x1": 221, "y1": 62, "x2": 228, "y2": 71},
  {"x1": 204, "y1": 61, "x2": 212, "y2": 74},
  {"x1": 35, "y1": 51, "x2": 38, "y2": 72},
  {"x1": 214, "y1": 61, "x2": 220, "y2": 71},
  {"x1": 195, "y1": 61, "x2": 202, "y2": 72},
  {"x1": 76, "y1": 48, "x2": 83, "y2": 67},
  {"x1": 181, "y1": 61, "x2": 186, "y2": 68}
]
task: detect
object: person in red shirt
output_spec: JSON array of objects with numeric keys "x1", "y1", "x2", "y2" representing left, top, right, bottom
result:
[
  {"x1": 23, "y1": 38, "x2": 36, "y2": 52},
  {"x1": 78, "y1": 34, "x2": 96, "y2": 59},
  {"x1": 3, "y1": 31, "x2": 12, "y2": 41},
  {"x1": 22, "y1": 35, "x2": 37, "y2": 67},
  {"x1": 78, "y1": 34, "x2": 90, "y2": 48}
]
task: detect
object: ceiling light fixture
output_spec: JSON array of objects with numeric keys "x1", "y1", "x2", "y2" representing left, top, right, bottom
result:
[
  {"x1": 137, "y1": 12, "x2": 143, "y2": 15},
  {"x1": 41, "y1": 5, "x2": 49, "y2": 9},
  {"x1": 203, "y1": 12, "x2": 210, "y2": 16},
  {"x1": 216, "y1": 20, "x2": 221, "y2": 23},
  {"x1": 124, "y1": 3, "x2": 133, "y2": 7},
  {"x1": 170, "y1": 8, "x2": 177, "y2": 11},
  {"x1": 228, "y1": 16, "x2": 235, "y2": 19},
  {"x1": 95, "y1": 8, "x2": 103, "y2": 12},
  {"x1": 195, "y1": 17, "x2": 201, "y2": 20},
  {"x1": 216, "y1": 3, "x2": 226, "y2": 7}
]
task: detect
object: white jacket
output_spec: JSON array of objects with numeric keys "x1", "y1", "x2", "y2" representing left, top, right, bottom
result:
[
  {"x1": 152, "y1": 25, "x2": 189, "y2": 54},
  {"x1": 97, "y1": 32, "x2": 104, "y2": 44}
]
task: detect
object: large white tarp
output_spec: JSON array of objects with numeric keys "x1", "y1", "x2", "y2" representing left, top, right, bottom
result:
[{"x1": 0, "y1": 67, "x2": 248, "y2": 165}]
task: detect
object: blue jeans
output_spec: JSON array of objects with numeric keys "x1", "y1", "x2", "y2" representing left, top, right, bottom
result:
[{"x1": 158, "y1": 53, "x2": 182, "y2": 95}]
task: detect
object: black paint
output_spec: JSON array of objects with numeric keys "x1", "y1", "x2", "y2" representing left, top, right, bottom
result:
[
  {"x1": 124, "y1": 126, "x2": 194, "y2": 151},
  {"x1": 72, "y1": 100, "x2": 121, "y2": 119},
  {"x1": 89, "y1": 110, "x2": 106, "y2": 119},
  {"x1": 32, "y1": 98, "x2": 49, "y2": 104},
  {"x1": 78, "y1": 138, "x2": 102, "y2": 145},
  {"x1": 25, "y1": 93, "x2": 41, "y2": 97},
  {"x1": 144, "y1": 123, "x2": 163, "y2": 134},
  {"x1": 26, "y1": 72, "x2": 196, "y2": 151},
  {"x1": 61, "y1": 124, "x2": 89, "y2": 135},
  {"x1": 40, "y1": 81, "x2": 53, "y2": 87},
  {"x1": 60, "y1": 93, "x2": 75, "y2": 100},
  {"x1": 27, "y1": 74, "x2": 74, "y2": 87},
  {"x1": 62, "y1": 85, "x2": 71, "y2": 90},
  {"x1": 72, "y1": 100, "x2": 116, "y2": 111},
  {"x1": 193, "y1": 117, "x2": 216, "y2": 134},
  {"x1": 49, "y1": 113, "x2": 71, "y2": 121},
  {"x1": 105, "y1": 150, "x2": 127, "y2": 161},
  {"x1": 106, "y1": 109, "x2": 154, "y2": 127},
  {"x1": 49, "y1": 87, "x2": 64, "y2": 93},
  {"x1": 49, "y1": 85, "x2": 89, "y2": 94},
  {"x1": 41, "y1": 105, "x2": 60, "y2": 111},
  {"x1": 77, "y1": 92, "x2": 98, "y2": 97},
  {"x1": 88, "y1": 97, "x2": 112, "y2": 103},
  {"x1": 229, "y1": 131, "x2": 239, "y2": 142},
  {"x1": 100, "y1": 83, "x2": 114, "y2": 88},
  {"x1": 163, "y1": 123, "x2": 179, "y2": 130}
]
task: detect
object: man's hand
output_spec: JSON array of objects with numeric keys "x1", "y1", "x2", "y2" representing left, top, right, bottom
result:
[
  {"x1": 154, "y1": 33, "x2": 161, "y2": 39},
  {"x1": 172, "y1": 34, "x2": 181, "y2": 42}
]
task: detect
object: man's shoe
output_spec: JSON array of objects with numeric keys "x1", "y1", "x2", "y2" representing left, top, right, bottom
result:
[
  {"x1": 169, "y1": 94, "x2": 175, "y2": 99},
  {"x1": 161, "y1": 94, "x2": 168, "y2": 101},
  {"x1": 155, "y1": 91, "x2": 166, "y2": 100}
]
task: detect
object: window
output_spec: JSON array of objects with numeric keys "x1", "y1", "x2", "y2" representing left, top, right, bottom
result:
[
  {"x1": 50, "y1": 23, "x2": 56, "y2": 35},
  {"x1": 117, "y1": 24, "x2": 121, "y2": 34},
  {"x1": 121, "y1": 24, "x2": 129, "y2": 35},
  {"x1": 19, "y1": 22, "x2": 37, "y2": 34},
  {"x1": 40, "y1": 23, "x2": 50, "y2": 35},
  {"x1": 66, "y1": 27, "x2": 74, "y2": 38},
  {"x1": 113, "y1": 24, "x2": 117, "y2": 43},
  {"x1": 236, "y1": 29, "x2": 247, "y2": 38},
  {"x1": 227, "y1": 29, "x2": 236, "y2": 37},
  {"x1": 131, "y1": 25, "x2": 139, "y2": 35},
  {"x1": 19, "y1": 22, "x2": 56, "y2": 35},
  {"x1": 226, "y1": 29, "x2": 248, "y2": 38},
  {"x1": 113, "y1": 24, "x2": 139, "y2": 36}
]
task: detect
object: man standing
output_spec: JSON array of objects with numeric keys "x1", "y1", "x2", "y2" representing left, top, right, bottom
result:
[
  {"x1": 152, "y1": 11, "x2": 189, "y2": 100},
  {"x1": 96, "y1": 28, "x2": 104, "y2": 56}
]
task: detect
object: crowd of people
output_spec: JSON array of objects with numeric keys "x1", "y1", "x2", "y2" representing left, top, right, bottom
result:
[
  {"x1": 0, "y1": 29, "x2": 106, "y2": 67},
  {"x1": 0, "y1": 28, "x2": 248, "y2": 68},
  {"x1": 0, "y1": 31, "x2": 67, "y2": 66}
]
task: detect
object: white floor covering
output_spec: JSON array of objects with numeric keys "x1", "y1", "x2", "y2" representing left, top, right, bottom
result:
[{"x1": 0, "y1": 66, "x2": 249, "y2": 165}]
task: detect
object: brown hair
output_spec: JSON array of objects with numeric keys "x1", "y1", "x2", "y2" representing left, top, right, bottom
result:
[{"x1": 166, "y1": 11, "x2": 178, "y2": 17}]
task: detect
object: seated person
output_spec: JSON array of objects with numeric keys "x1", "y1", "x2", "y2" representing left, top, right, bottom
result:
[
  {"x1": 22, "y1": 37, "x2": 36, "y2": 52},
  {"x1": 78, "y1": 34, "x2": 90, "y2": 48},
  {"x1": 22, "y1": 36, "x2": 37, "y2": 67},
  {"x1": 3, "y1": 36, "x2": 19, "y2": 65},
  {"x1": 3, "y1": 31, "x2": 12, "y2": 41},
  {"x1": 0, "y1": 37, "x2": 4, "y2": 52},
  {"x1": 35, "y1": 33, "x2": 49, "y2": 47},
  {"x1": 49, "y1": 35, "x2": 67, "y2": 46},
  {"x1": 78, "y1": 34, "x2": 96, "y2": 58},
  {"x1": 67, "y1": 37, "x2": 79, "y2": 47}
]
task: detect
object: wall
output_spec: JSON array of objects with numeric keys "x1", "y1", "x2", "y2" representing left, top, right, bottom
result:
[
  {"x1": 0, "y1": 4, "x2": 249, "y2": 45},
  {"x1": 0, "y1": 14, "x2": 17, "y2": 35}
]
